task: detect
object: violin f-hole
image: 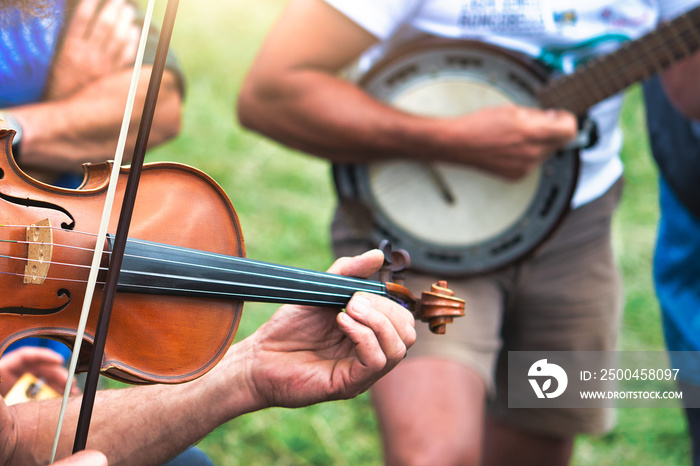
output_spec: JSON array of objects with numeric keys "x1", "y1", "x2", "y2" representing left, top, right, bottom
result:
[
  {"x1": 0, "y1": 288, "x2": 71, "y2": 316},
  {"x1": 0, "y1": 190, "x2": 76, "y2": 230}
]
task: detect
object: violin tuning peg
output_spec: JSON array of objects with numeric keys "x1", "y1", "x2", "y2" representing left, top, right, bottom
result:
[
  {"x1": 391, "y1": 248, "x2": 411, "y2": 273},
  {"x1": 378, "y1": 240, "x2": 393, "y2": 282},
  {"x1": 377, "y1": 240, "x2": 412, "y2": 284},
  {"x1": 389, "y1": 249, "x2": 410, "y2": 286},
  {"x1": 379, "y1": 240, "x2": 393, "y2": 266}
]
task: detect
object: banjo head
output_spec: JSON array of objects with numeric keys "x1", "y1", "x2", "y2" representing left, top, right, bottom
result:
[{"x1": 334, "y1": 40, "x2": 579, "y2": 276}]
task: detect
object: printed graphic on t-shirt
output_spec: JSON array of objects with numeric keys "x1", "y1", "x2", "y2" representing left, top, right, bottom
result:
[
  {"x1": 538, "y1": 34, "x2": 629, "y2": 72},
  {"x1": 449, "y1": 0, "x2": 652, "y2": 71},
  {"x1": 459, "y1": 0, "x2": 547, "y2": 34},
  {"x1": 455, "y1": 0, "x2": 652, "y2": 37}
]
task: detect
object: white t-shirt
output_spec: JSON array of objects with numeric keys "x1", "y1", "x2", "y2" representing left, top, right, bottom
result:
[{"x1": 325, "y1": 0, "x2": 699, "y2": 207}]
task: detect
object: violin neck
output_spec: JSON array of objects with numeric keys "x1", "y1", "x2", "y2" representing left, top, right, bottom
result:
[{"x1": 113, "y1": 237, "x2": 388, "y2": 307}]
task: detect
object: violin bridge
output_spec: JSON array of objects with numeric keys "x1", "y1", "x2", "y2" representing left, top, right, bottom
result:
[{"x1": 24, "y1": 218, "x2": 53, "y2": 285}]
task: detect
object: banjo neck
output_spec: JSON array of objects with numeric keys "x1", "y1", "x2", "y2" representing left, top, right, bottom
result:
[{"x1": 538, "y1": 6, "x2": 700, "y2": 115}]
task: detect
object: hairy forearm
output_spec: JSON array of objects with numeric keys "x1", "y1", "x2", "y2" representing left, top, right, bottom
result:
[
  {"x1": 11, "y1": 66, "x2": 181, "y2": 178},
  {"x1": 238, "y1": 70, "x2": 453, "y2": 164},
  {"x1": 238, "y1": 68, "x2": 577, "y2": 179},
  {"x1": 5, "y1": 341, "x2": 259, "y2": 466}
]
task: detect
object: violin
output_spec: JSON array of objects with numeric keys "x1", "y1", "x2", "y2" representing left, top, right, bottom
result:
[{"x1": 0, "y1": 129, "x2": 464, "y2": 385}]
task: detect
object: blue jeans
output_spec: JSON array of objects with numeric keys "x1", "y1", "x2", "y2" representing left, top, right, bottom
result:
[{"x1": 164, "y1": 447, "x2": 214, "y2": 466}]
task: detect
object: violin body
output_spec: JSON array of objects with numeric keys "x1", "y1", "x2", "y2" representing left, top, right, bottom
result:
[{"x1": 0, "y1": 130, "x2": 244, "y2": 384}]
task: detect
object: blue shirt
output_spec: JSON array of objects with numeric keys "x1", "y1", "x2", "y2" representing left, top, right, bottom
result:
[
  {"x1": 0, "y1": 1, "x2": 65, "y2": 107},
  {"x1": 644, "y1": 76, "x2": 700, "y2": 385},
  {"x1": 1, "y1": 1, "x2": 74, "y2": 357},
  {"x1": 654, "y1": 178, "x2": 700, "y2": 385}
]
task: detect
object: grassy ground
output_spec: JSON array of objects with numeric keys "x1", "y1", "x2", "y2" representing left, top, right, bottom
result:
[{"x1": 139, "y1": 1, "x2": 690, "y2": 464}]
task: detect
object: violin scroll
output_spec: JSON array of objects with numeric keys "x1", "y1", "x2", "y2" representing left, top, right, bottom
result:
[
  {"x1": 417, "y1": 281, "x2": 464, "y2": 335},
  {"x1": 379, "y1": 240, "x2": 465, "y2": 334}
]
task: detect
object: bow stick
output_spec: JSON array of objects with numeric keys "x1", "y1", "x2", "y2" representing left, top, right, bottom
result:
[
  {"x1": 48, "y1": 0, "x2": 180, "y2": 460},
  {"x1": 73, "y1": 0, "x2": 180, "y2": 453},
  {"x1": 49, "y1": 0, "x2": 155, "y2": 458}
]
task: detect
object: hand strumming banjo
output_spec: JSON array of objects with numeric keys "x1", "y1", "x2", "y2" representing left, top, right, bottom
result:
[{"x1": 334, "y1": 6, "x2": 700, "y2": 276}]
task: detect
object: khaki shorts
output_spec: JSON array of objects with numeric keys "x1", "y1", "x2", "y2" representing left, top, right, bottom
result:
[{"x1": 332, "y1": 179, "x2": 624, "y2": 436}]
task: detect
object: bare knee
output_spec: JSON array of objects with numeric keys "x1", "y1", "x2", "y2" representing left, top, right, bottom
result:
[
  {"x1": 484, "y1": 416, "x2": 574, "y2": 466},
  {"x1": 384, "y1": 434, "x2": 481, "y2": 466},
  {"x1": 371, "y1": 358, "x2": 487, "y2": 466}
]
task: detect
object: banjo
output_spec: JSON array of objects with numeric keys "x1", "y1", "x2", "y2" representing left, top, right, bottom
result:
[{"x1": 334, "y1": 6, "x2": 700, "y2": 276}]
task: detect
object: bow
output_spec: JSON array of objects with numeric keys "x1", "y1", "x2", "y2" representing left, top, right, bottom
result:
[{"x1": 49, "y1": 0, "x2": 180, "y2": 459}]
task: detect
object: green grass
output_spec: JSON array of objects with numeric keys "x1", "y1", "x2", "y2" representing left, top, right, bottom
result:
[
  {"x1": 571, "y1": 88, "x2": 690, "y2": 466},
  {"x1": 137, "y1": 2, "x2": 691, "y2": 464}
]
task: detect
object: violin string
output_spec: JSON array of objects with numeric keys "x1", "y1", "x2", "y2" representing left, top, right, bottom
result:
[
  {"x1": 5, "y1": 223, "x2": 371, "y2": 282},
  {"x1": 119, "y1": 267, "x2": 382, "y2": 297},
  {"x1": 0, "y1": 253, "x2": 384, "y2": 297},
  {"x1": 2, "y1": 238, "x2": 102, "y2": 254},
  {"x1": 1, "y1": 236, "x2": 385, "y2": 295},
  {"x1": 111, "y1": 282, "x2": 368, "y2": 304},
  {"x1": 0, "y1": 244, "x2": 378, "y2": 289},
  {"x1": 0, "y1": 266, "x2": 367, "y2": 302},
  {"x1": 1, "y1": 229, "x2": 380, "y2": 288},
  {"x1": 1, "y1": 223, "x2": 378, "y2": 284},
  {"x1": 0, "y1": 264, "x2": 380, "y2": 301},
  {"x1": 119, "y1": 240, "x2": 379, "y2": 287},
  {"x1": 0, "y1": 253, "x2": 98, "y2": 271},
  {"x1": 0, "y1": 270, "x2": 106, "y2": 286}
]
